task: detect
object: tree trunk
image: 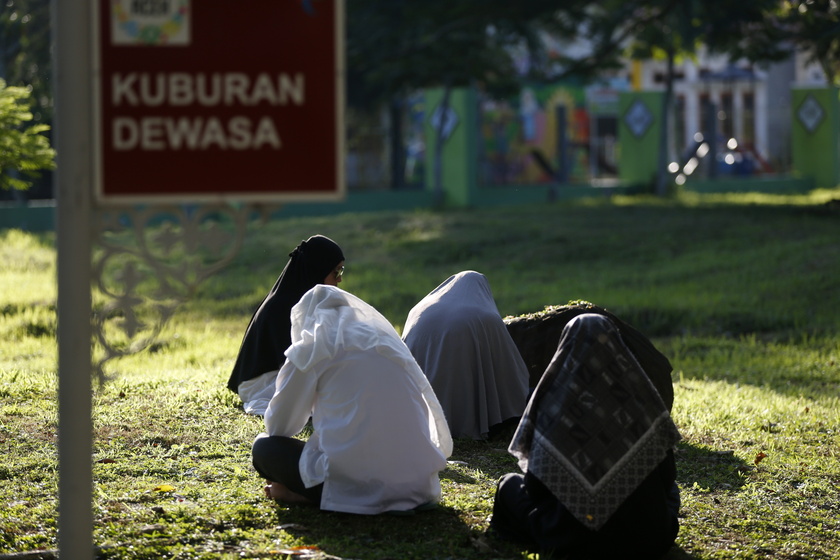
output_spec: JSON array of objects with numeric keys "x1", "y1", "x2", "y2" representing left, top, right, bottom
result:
[
  {"x1": 389, "y1": 96, "x2": 405, "y2": 190},
  {"x1": 433, "y1": 82, "x2": 452, "y2": 206},
  {"x1": 819, "y1": 57, "x2": 836, "y2": 87},
  {"x1": 655, "y1": 47, "x2": 675, "y2": 197}
]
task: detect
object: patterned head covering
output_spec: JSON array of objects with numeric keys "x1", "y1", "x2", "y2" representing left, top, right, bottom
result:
[
  {"x1": 509, "y1": 313, "x2": 681, "y2": 530},
  {"x1": 227, "y1": 235, "x2": 344, "y2": 391}
]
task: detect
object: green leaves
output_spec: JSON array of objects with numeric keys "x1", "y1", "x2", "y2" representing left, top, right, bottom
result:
[{"x1": 0, "y1": 78, "x2": 55, "y2": 191}]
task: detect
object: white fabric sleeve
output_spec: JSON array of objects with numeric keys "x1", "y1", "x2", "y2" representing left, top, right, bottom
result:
[
  {"x1": 263, "y1": 359, "x2": 317, "y2": 437},
  {"x1": 237, "y1": 369, "x2": 279, "y2": 416}
]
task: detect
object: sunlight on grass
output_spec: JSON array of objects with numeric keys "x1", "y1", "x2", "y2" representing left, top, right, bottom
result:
[
  {"x1": 672, "y1": 377, "x2": 839, "y2": 560},
  {"x1": 665, "y1": 334, "x2": 840, "y2": 398},
  {"x1": 0, "y1": 229, "x2": 55, "y2": 270},
  {"x1": 607, "y1": 187, "x2": 840, "y2": 208},
  {"x1": 674, "y1": 378, "x2": 840, "y2": 443},
  {"x1": 1, "y1": 194, "x2": 839, "y2": 559},
  {"x1": 675, "y1": 187, "x2": 840, "y2": 207},
  {"x1": 0, "y1": 230, "x2": 55, "y2": 308}
]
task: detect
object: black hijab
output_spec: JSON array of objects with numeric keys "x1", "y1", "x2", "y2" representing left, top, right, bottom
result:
[{"x1": 227, "y1": 235, "x2": 344, "y2": 392}]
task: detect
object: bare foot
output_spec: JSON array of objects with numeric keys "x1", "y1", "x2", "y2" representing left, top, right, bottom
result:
[{"x1": 263, "y1": 481, "x2": 314, "y2": 505}]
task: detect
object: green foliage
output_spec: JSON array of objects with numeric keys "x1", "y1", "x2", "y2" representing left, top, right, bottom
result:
[
  {"x1": 0, "y1": 78, "x2": 55, "y2": 191},
  {"x1": 345, "y1": 0, "x2": 661, "y2": 108},
  {"x1": 345, "y1": 0, "x2": 558, "y2": 106},
  {"x1": 0, "y1": 0, "x2": 52, "y2": 124},
  {"x1": 777, "y1": 0, "x2": 840, "y2": 84},
  {"x1": 705, "y1": 1, "x2": 840, "y2": 85},
  {"x1": 2, "y1": 192, "x2": 840, "y2": 558},
  {"x1": 625, "y1": 0, "x2": 784, "y2": 61}
]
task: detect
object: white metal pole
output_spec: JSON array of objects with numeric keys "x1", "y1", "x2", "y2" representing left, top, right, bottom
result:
[{"x1": 53, "y1": 0, "x2": 94, "y2": 558}]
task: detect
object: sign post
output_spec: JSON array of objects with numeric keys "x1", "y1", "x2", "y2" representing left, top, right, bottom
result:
[
  {"x1": 54, "y1": 0, "x2": 94, "y2": 557},
  {"x1": 53, "y1": 2, "x2": 344, "y2": 557}
]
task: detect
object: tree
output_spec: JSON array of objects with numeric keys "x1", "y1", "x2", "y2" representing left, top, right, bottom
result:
[
  {"x1": 625, "y1": 0, "x2": 786, "y2": 195},
  {"x1": 345, "y1": 1, "x2": 673, "y2": 195},
  {"x1": 345, "y1": 1, "x2": 558, "y2": 194},
  {"x1": 345, "y1": 1, "x2": 685, "y2": 105},
  {"x1": 734, "y1": 1, "x2": 840, "y2": 85},
  {"x1": 0, "y1": 0, "x2": 52, "y2": 125},
  {"x1": 0, "y1": 78, "x2": 55, "y2": 191}
]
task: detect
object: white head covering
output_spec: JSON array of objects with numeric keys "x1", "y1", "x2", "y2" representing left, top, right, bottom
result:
[{"x1": 288, "y1": 285, "x2": 453, "y2": 456}]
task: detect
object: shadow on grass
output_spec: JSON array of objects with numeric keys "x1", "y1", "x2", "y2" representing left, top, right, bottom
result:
[
  {"x1": 664, "y1": 443, "x2": 749, "y2": 560},
  {"x1": 270, "y1": 503, "x2": 483, "y2": 559},
  {"x1": 260, "y1": 443, "x2": 745, "y2": 560},
  {"x1": 440, "y1": 466, "x2": 478, "y2": 484},
  {"x1": 664, "y1": 544, "x2": 703, "y2": 559},
  {"x1": 675, "y1": 441, "x2": 751, "y2": 493},
  {"x1": 663, "y1": 333, "x2": 840, "y2": 403}
]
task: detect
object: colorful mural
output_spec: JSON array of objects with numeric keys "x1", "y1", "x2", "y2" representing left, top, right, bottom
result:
[
  {"x1": 479, "y1": 84, "x2": 595, "y2": 185},
  {"x1": 351, "y1": 83, "x2": 624, "y2": 192}
]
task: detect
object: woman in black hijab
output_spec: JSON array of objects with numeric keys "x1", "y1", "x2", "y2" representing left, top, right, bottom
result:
[
  {"x1": 490, "y1": 313, "x2": 682, "y2": 560},
  {"x1": 227, "y1": 234, "x2": 344, "y2": 415}
]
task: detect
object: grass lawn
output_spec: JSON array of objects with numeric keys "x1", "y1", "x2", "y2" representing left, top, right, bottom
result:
[{"x1": 1, "y1": 189, "x2": 839, "y2": 559}]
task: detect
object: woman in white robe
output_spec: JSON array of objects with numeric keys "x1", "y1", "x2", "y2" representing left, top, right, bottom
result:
[
  {"x1": 402, "y1": 271, "x2": 530, "y2": 439},
  {"x1": 228, "y1": 234, "x2": 345, "y2": 415},
  {"x1": 252, "y1": 285, "x2": 453, "y2": 514}
]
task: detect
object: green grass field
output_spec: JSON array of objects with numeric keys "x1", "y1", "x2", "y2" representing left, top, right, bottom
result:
[{"x1": 1, "y1": 190, "x2": 839, "y2": 559}]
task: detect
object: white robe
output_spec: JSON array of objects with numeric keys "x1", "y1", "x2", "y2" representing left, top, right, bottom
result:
[
  {"x1": 262, "y1": 285, "x2": 453, "y2": 514},
  {"x1": 238, "y1": 369, "x2": 278, "y2": 416},
  {"x1": 402, "y1": 271, "x2": 530, "y2": 439}
]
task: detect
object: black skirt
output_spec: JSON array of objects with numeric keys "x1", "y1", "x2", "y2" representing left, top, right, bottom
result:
[{"x1": 490, "y1": 451, "x2": 680, "y2": 560}]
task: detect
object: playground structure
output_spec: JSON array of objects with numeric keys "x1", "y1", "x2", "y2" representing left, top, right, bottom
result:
[
  {"x1": 472, "y1": 80, "x2": 786, "y2": 191},
  {"x1": 423, "y1": 84, "x2": 834, "y2": 205},
  {"x1": 669, "y1": 133, "x2": 775, "y2": 186}
]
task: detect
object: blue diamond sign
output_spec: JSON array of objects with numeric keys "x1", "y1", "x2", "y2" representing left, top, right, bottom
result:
[
  {"x1": 797, "y1": 94, "x2": 825, "y2": 133},
  {"x1": 624, "y1": 99, "x2": 654, "y2": 138}
]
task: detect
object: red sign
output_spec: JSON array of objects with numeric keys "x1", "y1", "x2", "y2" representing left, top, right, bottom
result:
[{"x1": 94, "y1": 0, "x2": 344, "y2": 203}]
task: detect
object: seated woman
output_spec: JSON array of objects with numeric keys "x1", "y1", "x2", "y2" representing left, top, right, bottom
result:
[
  {"x1": 402, "y1": 271, "x2": 530, "y2": 439},
  {"x1": 252, "y1": 285, "x2": 453, "y2": 514},
  {"x1": 490, "y1": 314, "x2": 682, "y2": 560},
  {"x1": 227, "y1": 234, "x2": 344, "y2": 415}
]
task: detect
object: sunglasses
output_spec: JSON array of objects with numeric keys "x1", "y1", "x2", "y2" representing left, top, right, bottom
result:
[{"x1": 334, "y1": 265, "x2": 345, "y2": 280}]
